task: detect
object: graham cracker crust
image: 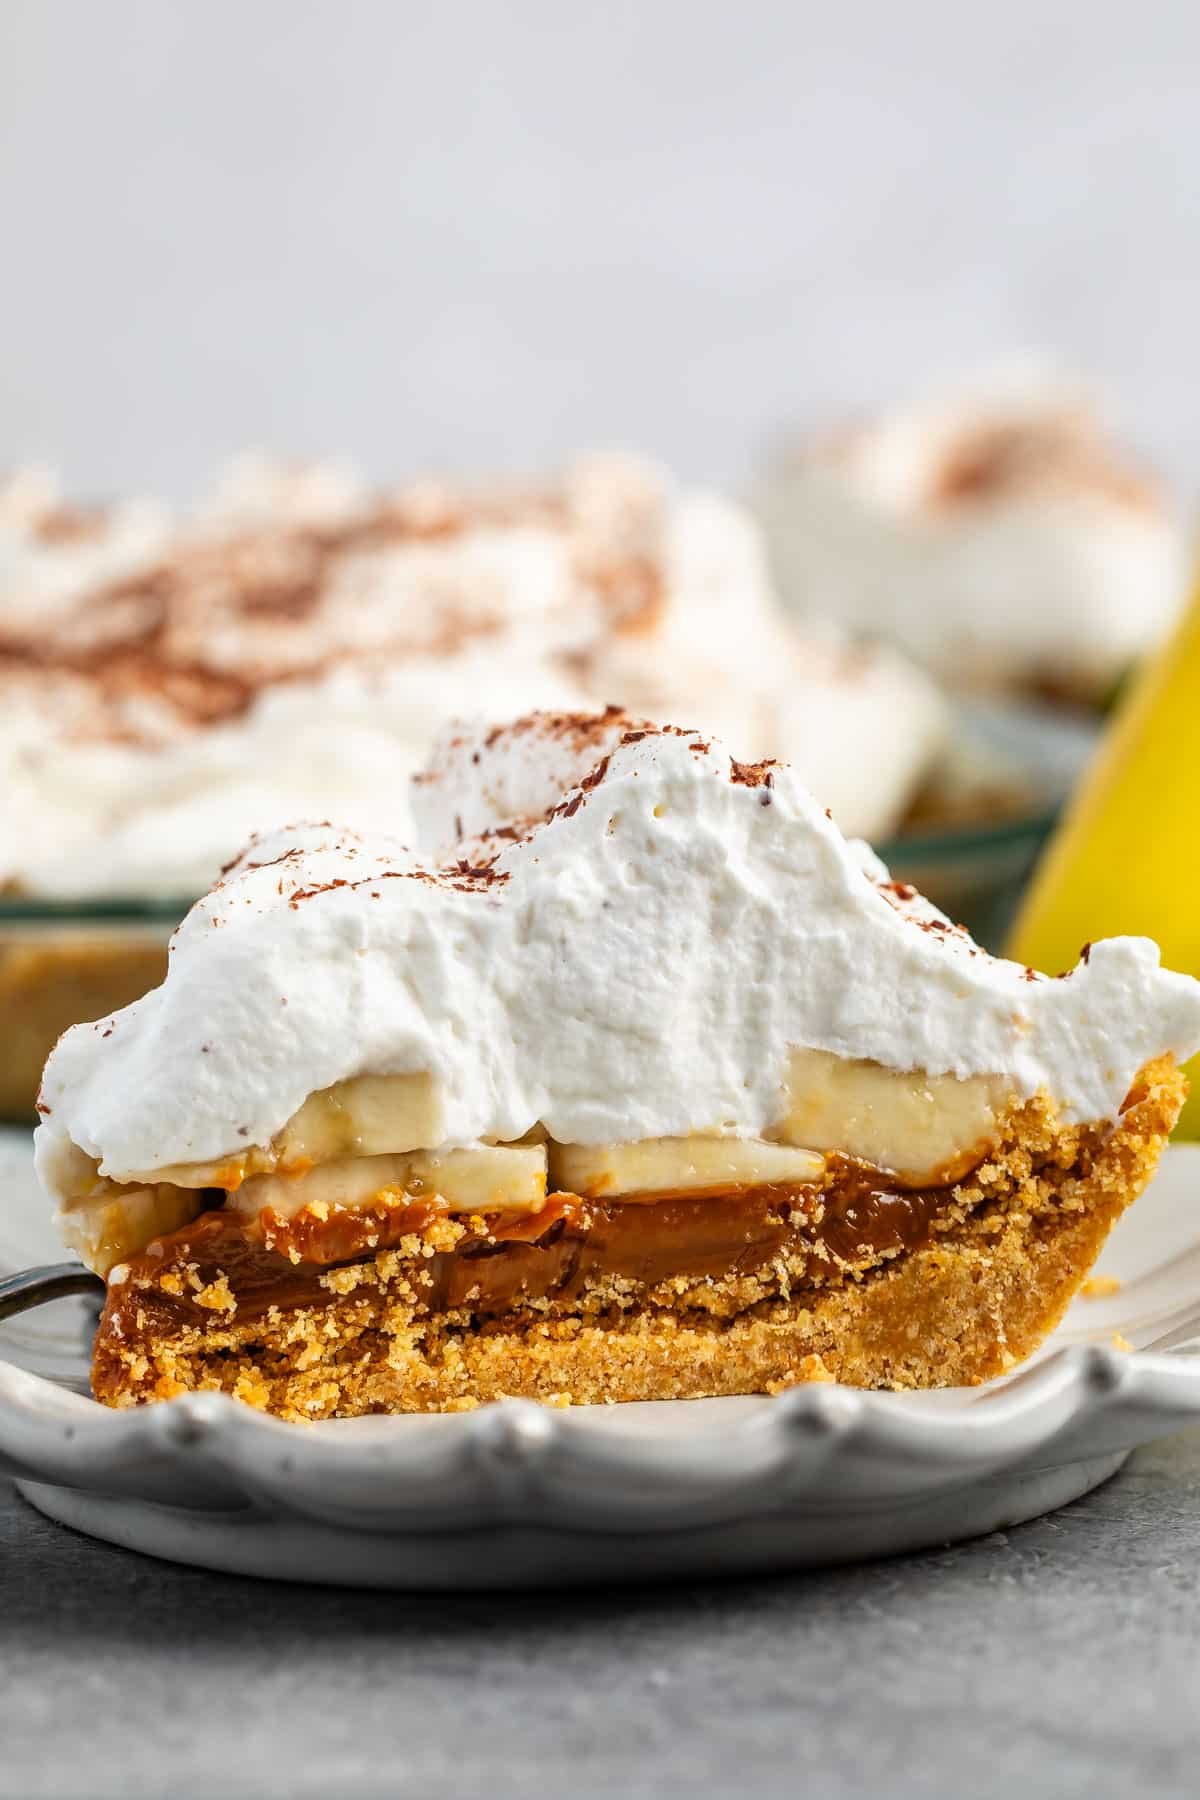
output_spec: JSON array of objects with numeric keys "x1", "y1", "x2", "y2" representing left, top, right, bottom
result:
[{"x1": 91, "y1": 1058, "x2": 1184, "y2": 1419}]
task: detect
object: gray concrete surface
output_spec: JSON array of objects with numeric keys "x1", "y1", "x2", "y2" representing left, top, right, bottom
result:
[{"x1": 3, "y1": 1430, "x2": 1200, "y2": 1800}]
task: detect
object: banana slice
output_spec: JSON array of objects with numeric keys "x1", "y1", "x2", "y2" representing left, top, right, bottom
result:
[
  {"x1": 547, "y1": 1136, "x2": 825, "y2": 1200},
  {"x1": 58, "y1": 1184, "x2": 206, "y2": 1278},
  {"x1": 127, "y1": 1071, "x2": 446, "y2": 1190},
  {"x1": 407, "y1": 1145, "x2": 547, "y2": 1214},
  {"x1": 227, "y1": 1143, "x2": 548, "y2": 1221},
  {"x1": 278, "y1": 1073, "x2": 445, "y2": 1164},
  {"x1": 781, "y1": 1048, "x2": 1009, "y2": 1184}
]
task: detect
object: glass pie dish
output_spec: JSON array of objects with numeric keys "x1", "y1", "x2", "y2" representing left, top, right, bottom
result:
[
  {"x1": 0, "y1": 702, "x2": 1099, "y2": 1124},
  {"x1": 881, "y1": 700, "x2": 1100, "y2": 953},
  {"x1": 0, "y1": 902, "x2": 177, "y2": 1123}
]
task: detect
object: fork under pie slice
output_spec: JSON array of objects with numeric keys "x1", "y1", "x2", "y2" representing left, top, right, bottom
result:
[{"x1": 35, "y1": 710, "x2": 1200, "y2": 1419}]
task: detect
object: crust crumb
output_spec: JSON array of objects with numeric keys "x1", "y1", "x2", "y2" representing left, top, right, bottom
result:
[{"x1": 1081, "y1": 1274, "x2": 1122, "y2": 1299}]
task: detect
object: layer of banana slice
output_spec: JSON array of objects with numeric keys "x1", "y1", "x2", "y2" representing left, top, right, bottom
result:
[
  {"x1": 780, "y1": 1048, "x2": 1011, "y2": 1185},
  {"x1": 225, "y1": 1143, "x2": 548, "y2": 1221},
  {"x1": 548, "y1": 1137, "x2": 825, "y2": 1200},
  {"x1": 115, "y1": 1050, "x2": 1011, "y2": 1204}
]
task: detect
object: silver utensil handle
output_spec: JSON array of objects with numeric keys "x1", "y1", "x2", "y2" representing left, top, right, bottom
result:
[{"x1": 0, "y1": 1263, "x2": 105, "y2": 1319}]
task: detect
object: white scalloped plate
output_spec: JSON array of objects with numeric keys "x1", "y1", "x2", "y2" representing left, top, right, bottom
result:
[{"x1": 3, "y1": 1133, "x2": 1200, "y2": 1587}]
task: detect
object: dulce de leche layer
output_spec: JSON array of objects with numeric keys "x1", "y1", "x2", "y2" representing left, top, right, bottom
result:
[{"x1": 95, "y1": 1163, "x2": 969, "y2": 1372}]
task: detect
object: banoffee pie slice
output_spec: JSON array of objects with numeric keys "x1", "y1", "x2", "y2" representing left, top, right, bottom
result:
[{"x1": 35, "y1": 709, "x2": 1200, "y2": 1419}]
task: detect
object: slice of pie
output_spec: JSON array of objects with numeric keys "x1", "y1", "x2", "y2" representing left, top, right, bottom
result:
[{"x1": 35, "y1": 709, "x2": 1200, "y2": 1419}]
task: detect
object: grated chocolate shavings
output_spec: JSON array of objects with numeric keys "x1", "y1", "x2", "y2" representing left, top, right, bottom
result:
[
  {"x1": 729, "y1": 756, "x2": 779, "y2": 788},
  {"x1": 579, "y1": 753, "x2": 612, "y2": 792}
]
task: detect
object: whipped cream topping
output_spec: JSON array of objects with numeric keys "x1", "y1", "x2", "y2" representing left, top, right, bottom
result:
[
  {"x1": 1, "y1": 456, "x2": 944, "y2": 897},
  {"x1": 0, "y1": 467, "x2": 171, "y2": 631},
  {"x1": 197, "y1": 452, "x2": 370, "y2": 532},
  {"x1": 755, "y1": 368, "x2": 1190, "y2": 696},
  {"x1": 36, "y1": 713, "x2": 1200, "y2": 1195}
]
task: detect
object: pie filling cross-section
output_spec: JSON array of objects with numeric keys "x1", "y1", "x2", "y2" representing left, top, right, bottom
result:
[{"x1": 35, "y1": 709, "x2": 1200, "y2": 1419}]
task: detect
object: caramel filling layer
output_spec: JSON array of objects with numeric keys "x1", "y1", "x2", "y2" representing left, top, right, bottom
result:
[{"x1": 97, "y1": 1162, "x2": 965, "y2": 1362}]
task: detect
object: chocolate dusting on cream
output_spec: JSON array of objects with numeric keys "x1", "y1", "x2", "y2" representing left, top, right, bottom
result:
[
  {"x1": 0, "y1": 479, "x2": 669, "y2": 747},
  {"x1": 927, "y1": 414, "x2": 1161, "y2": 515}
]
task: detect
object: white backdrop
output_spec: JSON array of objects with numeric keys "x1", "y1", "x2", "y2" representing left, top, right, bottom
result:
[{"x1": 2, "y1": 0, "x2": 1197, "y2": 497}]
